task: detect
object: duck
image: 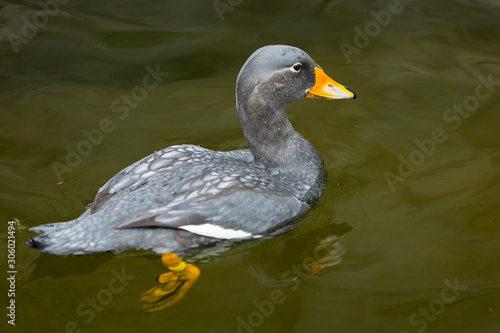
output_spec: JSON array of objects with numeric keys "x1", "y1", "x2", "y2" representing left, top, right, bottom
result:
[{"x1": 28, "y1": 45, "x2": 355, "y2": 312}]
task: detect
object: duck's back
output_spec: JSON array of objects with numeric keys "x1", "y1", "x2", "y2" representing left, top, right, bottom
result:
[{"x1": 29, "y1": 144, "x2": 312, "y2": 255}]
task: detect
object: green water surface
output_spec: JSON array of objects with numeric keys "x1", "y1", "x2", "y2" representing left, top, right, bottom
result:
[{"x1": 1, "y1": 0, "x2": 499, "y2": 332}]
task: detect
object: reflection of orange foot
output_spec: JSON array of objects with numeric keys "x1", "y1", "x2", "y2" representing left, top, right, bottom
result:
[
  {"x1": 141, "y1": 253, "x2": 200, "y2": 313},
  {"x1": 307, "y1": 235, "x2": 345, "y2": 274}
]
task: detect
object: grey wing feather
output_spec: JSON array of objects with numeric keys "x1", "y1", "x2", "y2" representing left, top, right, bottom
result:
[
  {"x1": 90, "y1": 144, "x2": 307, "y2": 239},
  {"x1": 90, "y1": 145, "x2": 202, "y2": 213},
  {"x1": 115, "y1": 183, "x2": 309, "y2": 239}
]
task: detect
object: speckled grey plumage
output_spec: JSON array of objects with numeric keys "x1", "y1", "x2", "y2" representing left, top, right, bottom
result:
[{"x1": 28, "y1": 45, "x2": 330, "y2": 255}]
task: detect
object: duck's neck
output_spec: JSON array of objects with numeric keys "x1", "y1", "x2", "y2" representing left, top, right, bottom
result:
[{"x1": 236, "y1": 95, "x2": 324, "y2": 196}]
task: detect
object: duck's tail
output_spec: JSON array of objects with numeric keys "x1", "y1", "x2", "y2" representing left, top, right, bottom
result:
[{"x1": 27, "y1": 219, "x2": 98, "y2": 255}]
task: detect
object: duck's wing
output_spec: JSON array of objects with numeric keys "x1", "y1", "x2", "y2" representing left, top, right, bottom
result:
[
  {"x1": 114, "y1": 171, "x2": 309, "y2": 239},
  {"x1": 90, "y1": 145, "x2": 210, "y2": 213},
  {"x1": 89, "y1": 144, "x2": 307, "y2": 239}
]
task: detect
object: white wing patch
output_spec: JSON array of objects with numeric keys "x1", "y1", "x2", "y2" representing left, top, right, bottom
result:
[{"x1": 178, "y1": 223, "x2": 253, "y2": 239}]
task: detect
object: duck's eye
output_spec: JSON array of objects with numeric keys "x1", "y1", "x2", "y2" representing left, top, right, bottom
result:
[{"x1": 291, "y1": 63, "x2": 302, "y2": 72}]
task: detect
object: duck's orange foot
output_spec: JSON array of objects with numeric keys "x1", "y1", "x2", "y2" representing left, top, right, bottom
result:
[{"x1": 141, "y1": 253, "x2": 200, "y2": 313}]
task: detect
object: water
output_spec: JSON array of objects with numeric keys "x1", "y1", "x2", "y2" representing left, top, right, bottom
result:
[{"x1": 1, "y1": 0, "x2": 500, "y2": 332}]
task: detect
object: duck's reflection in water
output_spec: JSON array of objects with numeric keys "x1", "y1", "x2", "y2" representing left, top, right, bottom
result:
[{"x1": 243, "y1": 222, "x2": 352, "y2": 288}]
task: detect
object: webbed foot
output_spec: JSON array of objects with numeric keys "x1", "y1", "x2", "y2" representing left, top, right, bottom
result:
[{"x1": 141, "y1": 253, "x2": 200, "y2": 313}]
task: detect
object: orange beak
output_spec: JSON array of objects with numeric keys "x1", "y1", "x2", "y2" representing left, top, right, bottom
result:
[{"x1": 307, "y1": 67, "x2": 356, "y2": 100}]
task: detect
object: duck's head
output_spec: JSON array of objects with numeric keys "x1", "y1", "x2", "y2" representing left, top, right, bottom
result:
[{"x1": 236, "y1": 45, "x2": 355, "y2": 112}]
